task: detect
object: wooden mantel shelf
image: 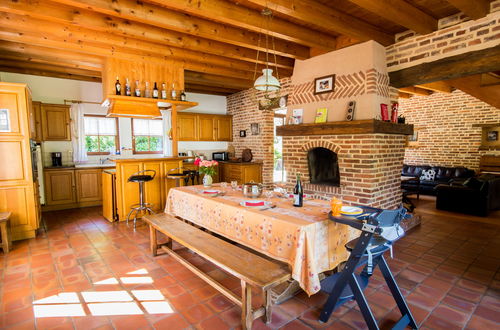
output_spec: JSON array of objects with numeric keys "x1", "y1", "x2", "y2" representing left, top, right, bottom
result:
[{"x1": 276, "y1": 119, "x2": 413, "y2": 136}]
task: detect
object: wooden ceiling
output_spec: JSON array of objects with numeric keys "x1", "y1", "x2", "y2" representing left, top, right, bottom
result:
[{"x1": 0, "y1": 0, "x2": 493, "y2": 96}]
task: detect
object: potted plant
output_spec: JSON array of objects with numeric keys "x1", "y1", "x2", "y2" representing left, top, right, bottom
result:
[{"x1": 194, "y1": 158, "x2": 219, "y2": 187}]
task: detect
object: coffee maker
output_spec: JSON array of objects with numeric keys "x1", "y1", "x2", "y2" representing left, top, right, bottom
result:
[{"x1": 51, "y1": 152, "x2": 62, "y2": 167}]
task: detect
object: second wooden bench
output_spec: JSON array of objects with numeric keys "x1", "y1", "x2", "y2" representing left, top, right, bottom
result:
[{"x1": 143, "y1": 213, "x2": 291, "y2": 330}]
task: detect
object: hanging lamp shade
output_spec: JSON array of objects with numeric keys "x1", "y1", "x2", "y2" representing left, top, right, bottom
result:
[{"x1": 254, "y1": 68, "x2": 281, "y2": 92}]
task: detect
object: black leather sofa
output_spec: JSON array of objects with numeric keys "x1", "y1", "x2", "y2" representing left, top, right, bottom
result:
[
  {"x1": 401, "y1": 165, "x2": 475, "y2": 196},
  {"x1": 435, "y1": 174, "x2": 500, "y2": 216}
]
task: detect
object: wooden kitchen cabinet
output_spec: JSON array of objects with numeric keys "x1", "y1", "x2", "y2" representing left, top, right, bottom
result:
[
  {"x1": 219, "y1": 162, "x2": 262, "y2": 184},
  {"x1": 44, "y1": 170, "x2": 76, "y2": 205},
  {"x1": 177, "y1": 112, "x2": 232, "y2": 142},
  {"x1": 177, "y1": 113, "x2": 198, "y2": 141},
  {"x1": 102, "y1": 170, "x2": 117, "y2": 222},
  {"x1": 75, "y1": 169, "x2": 102, "y2": 203},
  {"x1": 41, "y1": 103, "x2": 71, "y2": 141},
  {"x1": 29, "y1": 101, "x2": 43, "y2": 142}
]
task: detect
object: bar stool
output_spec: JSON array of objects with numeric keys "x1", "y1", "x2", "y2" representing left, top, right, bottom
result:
[
  {"x1": 0, "y1": 212, "x2": 12, "y2": 254},
  {"x1": 167, "y1": 168, "x2": 189, "y2": 187},
  {"x1": 126, "y1": 170, "x2": 156, "y2": 228}
]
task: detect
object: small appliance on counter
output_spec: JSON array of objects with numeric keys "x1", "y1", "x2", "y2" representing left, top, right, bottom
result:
[
  {"x1": 212, "y1": 151, "x2": 229, "y2": 161},
  {"x1": 51, "y1": 152, "x2": 63, "y2": 167},
  {"x1": 178, "y1": 152, "x2": 188, "y2": 157}
]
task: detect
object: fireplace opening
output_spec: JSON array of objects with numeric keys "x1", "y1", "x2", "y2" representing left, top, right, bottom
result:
[{"x1": 307, "y1": 147, "x2": 340, "y2": 186}]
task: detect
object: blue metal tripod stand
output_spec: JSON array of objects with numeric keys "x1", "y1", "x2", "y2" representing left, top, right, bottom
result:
[{"x1": 319, "y1": 206, "x2": 418, "y2": 329}]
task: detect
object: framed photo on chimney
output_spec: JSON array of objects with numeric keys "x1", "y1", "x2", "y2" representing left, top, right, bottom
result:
[{"x1": 314, "y1": 74, "x2": 335, "y2": 95}]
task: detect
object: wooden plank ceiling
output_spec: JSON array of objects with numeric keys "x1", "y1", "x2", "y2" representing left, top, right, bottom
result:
[{"x1": 0, "y1": 0, "x2": 491, "y2": 95}]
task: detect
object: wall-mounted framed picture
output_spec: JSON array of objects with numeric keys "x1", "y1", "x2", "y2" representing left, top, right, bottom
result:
[
  {"x1": 474, "y1": 124, "x2": 500, "y2": 150},
  {"x1": 250, "y1": 123, "x2": 260, "y2": 135},
  {"x1": 239, "y1": 130, "x2": 246, "y2": 137},
  {"x1": 487, "y1": 130, "x2": 498, "y2": 141},
  {"x1": 406, "y1": 127, "x2": 421, "y2": 148},
  {"x1": 314, "y1": 74, "x2": 335, "y2": 95}
]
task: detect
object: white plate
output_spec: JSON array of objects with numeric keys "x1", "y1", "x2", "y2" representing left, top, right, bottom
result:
[
  {"x1": 239, "y1": 200, "x2": 272, "y2": 208},
  {"x1": 201, "y1": 189, "x2": 221, "y2": 196},
  {"x1": 340, "y1": 206, "x2": 363, "y2": 215}
]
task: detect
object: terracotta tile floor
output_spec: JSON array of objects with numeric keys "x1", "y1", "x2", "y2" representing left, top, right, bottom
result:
[{"x1": 0, "y1": 202, "x2": 499, "y2": 329}]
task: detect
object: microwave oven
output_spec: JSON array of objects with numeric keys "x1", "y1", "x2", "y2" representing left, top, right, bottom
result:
[{"x1": 212, "y1": 152, "x2": 229, "y2": 161}]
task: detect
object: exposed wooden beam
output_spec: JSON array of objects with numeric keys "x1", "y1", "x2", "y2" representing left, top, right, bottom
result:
[
  {"x1": 238, "y1": 0, "x2": 394, "y2": 45},
  {"x1": 399, "y1": 87, "x2": 433, "y2": 96},
  {"x1": 0, "y1": 59, "x2": 101, "y2": 78},
  {"x1": 480, "y1": 73, "x2": 500, "y2": 87},
  {"x1": 346, "y1": 0, "x2": 437, "y2": 34},
  {"x1": 45, "y1": 0, "x2": 309, "y2": 59},
  {"x1": 389, "y1": 47, "x2": 500, "y2": 88},
  {"x1": 416, "y1": 82, "x2": 453, "y2": 93},
  {"x1": 398, "y1": 92, "x2": 412, "y2": 99},
  {"x1": 0, "y1": 12, "x2": 293, "y2": 78},
  {"x1": 0, "y1": 0, "x2": 295, "y2": 69},
  {"x1": 447, "y1": 74, "x2": 500, "y2": 109},
  {"x1": 0, "y1": 65, "x2": 101, "y2": 82},
  {"x1": 144, "y1": 0, "x2": 339, "y2": 50},
  {"x1": 0, "y1": 27, "x2": 258, "y2": 81},
  {"x1": 446, "y1": 0, "x2": 491, "y2": 20},
  {"x1": 184, "y1": 71, "x2": 254, "y2": 90},
  {"x1": 185, "y1": 83, "x2": 241, "y2": 95},
  {"x1": 0, "y1": 54, "x2": 101, "y2": 73}
]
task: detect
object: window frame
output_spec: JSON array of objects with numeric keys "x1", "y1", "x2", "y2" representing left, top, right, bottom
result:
[
  {"x1": 84, "y1": 115, "x2": 120, "y2": 155},
  {"x1": 131, "y1": 118, "x2": 163, "y2": 154}
]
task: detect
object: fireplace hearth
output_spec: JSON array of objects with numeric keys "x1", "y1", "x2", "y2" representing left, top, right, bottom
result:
[{"x1": 307, "y1": 147, "x2": 340, "y2": 186}]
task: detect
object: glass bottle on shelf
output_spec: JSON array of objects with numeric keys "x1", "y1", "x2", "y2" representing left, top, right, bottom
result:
[
  {"x1": 125, "y1": 78, "x2": 131, "y2": 96},
  {"x1": 171, "y1": 83, "x2": 177, "y2": 100},
  {"x1": 134, "y1": 80, "x2": 141, "y2": 97},
  {"x1": 161, "y1": 83, "x2": 167, "y2": 99},
  {"x1": 152, "y1": 82, "x2": 159, "y2": 99},
  {"x1": 145, "y1": 81, "x2": 151, "y2": 98},
  {"x1": 180, "y1": 90, "x2": 186, "y2": 101},
  {"x1": 115, "y1": 77, "x2": 121, "y2": 95}
]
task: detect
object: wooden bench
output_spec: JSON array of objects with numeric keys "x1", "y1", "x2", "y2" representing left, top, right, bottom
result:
[
  {"x1": 143, "y1": 213, "x2": 291, "y2": 330},
  {"x1": 0, "y1": 212, "x2": 12, "y2": 254}
]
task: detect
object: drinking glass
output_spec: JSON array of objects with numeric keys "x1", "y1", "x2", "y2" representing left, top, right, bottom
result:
[
  {"x1": 220, "y1": 182, "x2": 228, "y2": 191},
  {"x1": 265, "y1": 190, "x2": 273, "y2": 201},
  {"x1": 231, "y1": 180, "x2": 238, "y2": 190},
  {"x1": 330, "y1": 197, "x2": 343, "y2": 216}
]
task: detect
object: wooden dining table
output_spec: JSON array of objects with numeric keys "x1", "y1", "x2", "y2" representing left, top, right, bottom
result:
[{"x1": 165, "y1": 184, "x2": 359, "y2": 296}]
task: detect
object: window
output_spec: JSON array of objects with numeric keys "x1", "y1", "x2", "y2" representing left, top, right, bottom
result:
[
  {"x1": 84, "y1": 116, "x2": 119, "y2": 155},
  {"x1": 132, "y1": 119, "x2": 163, "y2": 154}
]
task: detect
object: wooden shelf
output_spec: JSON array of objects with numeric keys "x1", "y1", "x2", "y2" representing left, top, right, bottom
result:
[
  {"x1": 276, "y1": 119, "x2": 413, "y2": 136},
  {"x1": 103, "y1": 95, "x2": 198, "y2": 110}
]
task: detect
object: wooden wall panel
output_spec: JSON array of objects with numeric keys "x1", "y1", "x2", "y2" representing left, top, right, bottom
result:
[{"x1": 103, "y1": 57, "x2": 184, "y2": 98}]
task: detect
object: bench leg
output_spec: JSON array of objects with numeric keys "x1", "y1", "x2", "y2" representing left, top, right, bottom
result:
[
  {"x1": 241, "y1": 280, "x2": 253, "y2": 330},
  {"x1": 264, "y1": 289, "x2": 272, "y2": 324},
  {"x1": 149, "y1": 225, "x2": 158, "y2": 257},
  {"x1": 0, "y1": 222, "x2": 9, "y2": 254}
]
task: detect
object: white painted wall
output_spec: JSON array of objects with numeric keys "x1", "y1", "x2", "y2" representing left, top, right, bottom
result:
[{"x1": 0, "y1": 72, "x2": 229, "y2": 164}]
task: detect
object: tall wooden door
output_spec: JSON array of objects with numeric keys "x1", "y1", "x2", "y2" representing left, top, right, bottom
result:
[
  {"x1": 44, "y1": 170, "x2": 76, "y2": 205},
  {"x1": 41, "y1": 104, "x2": 71, "y2": 141},
  {"x1": 75, "y1": 169, "x2": 102, "y2": 203},
  {"x1": 216, "y1": 116, "x2": 232, "y2": 141},
  {"x1": 177, "y1": 113, "x2": 198, "y2": 141}
]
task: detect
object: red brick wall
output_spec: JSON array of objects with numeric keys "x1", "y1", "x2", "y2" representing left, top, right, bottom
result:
[
  {"x1": 399, "y1": 90, "x2": 500, "y2": 170},
  {"x1": 283, "y1": 134, "x2": 407, "y2": 209},
  {"x1": 226, "y1": 78, "x2": 292, "y2": 185}
]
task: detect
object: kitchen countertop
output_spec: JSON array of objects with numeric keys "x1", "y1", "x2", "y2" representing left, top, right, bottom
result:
[
  {"x1": 44, "y1": 164, "x2": 116, "y2": 170},
  {"x1": 103, "y1": 169, "x2": 116, "y2": 174},
  {"x1": 111, "y1": 156, "x2": 190, "y2": 163}
]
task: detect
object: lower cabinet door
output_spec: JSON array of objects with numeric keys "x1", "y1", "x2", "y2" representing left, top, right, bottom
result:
[
  {"x1": 44, "y1": 170, "x2": 76, "y2": 205},
  {"x1": 76, "y1": 169, "x2": 102, "y2": 203}
]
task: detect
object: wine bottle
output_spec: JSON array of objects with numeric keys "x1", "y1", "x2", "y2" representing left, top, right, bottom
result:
[
  {"x1": 180, "y1": 90, "x2": 186, "y2": 101},
  {"x1": 161, "y1": 83, "x2": 167, "y2": 99},
  {"x1": 152, "y1": 82, "x2": 159, "y2": 99},
  {"x1": 145, "y1": 81, "x2": 151, "y2": 98},
  {"x1": 293, "y1": 174, "x2": 303, "y2": 207},
  {"x1": 171, "y1": 83, "x2": 177, "y2": 100},
  {"x1": 134, "y1": 80, "x2": 141, "y2": 97},
  {"x1": 125, "y1": 78, "x2": 131, "y2": 96},
  {"x1": 115, "y1": 77, "x2": 121, "y2": 95}
]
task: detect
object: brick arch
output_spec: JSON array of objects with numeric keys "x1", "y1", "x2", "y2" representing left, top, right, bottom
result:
[{"x1": 301, "y1": 141, "x2": 341, "y2": 154}]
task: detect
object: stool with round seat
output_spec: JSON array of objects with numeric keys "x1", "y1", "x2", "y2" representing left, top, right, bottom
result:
[
  {"x1": 167, "y1": 168, "x2": 189, "y2": 187},
  {"x1": 126, "y1": 170, "x2": 156, "y2": 228}
]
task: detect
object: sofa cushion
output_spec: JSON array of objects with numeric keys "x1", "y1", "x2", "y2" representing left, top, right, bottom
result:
[
  {"x1": 464, "y1": 177, "x2": 483, "y2": 190},
  {"x1": 420, "y1": 169, "x2": 436, "y2": 181}
]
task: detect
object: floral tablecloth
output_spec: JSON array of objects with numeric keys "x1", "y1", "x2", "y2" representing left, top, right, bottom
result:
[{"x1": 165, "y1": 185, "x2": 358, "y2": 295}]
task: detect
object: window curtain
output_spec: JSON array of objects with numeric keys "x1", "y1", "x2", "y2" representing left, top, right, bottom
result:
[
  {"x1": 161, "y1": 110, "x2": 173, "y2": 156},
  {"x1": 70, "y1": 103, "x2": 88, "y2": 163}
]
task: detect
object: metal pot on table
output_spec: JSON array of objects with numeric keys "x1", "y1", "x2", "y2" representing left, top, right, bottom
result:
[{"x1": 242, "y1": 181, "x2": 263, "y2": 198}]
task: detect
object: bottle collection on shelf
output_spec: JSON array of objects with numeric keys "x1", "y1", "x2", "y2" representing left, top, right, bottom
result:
[{"x1": 114, "y1": 77, "x2": 187, "y2": 101}]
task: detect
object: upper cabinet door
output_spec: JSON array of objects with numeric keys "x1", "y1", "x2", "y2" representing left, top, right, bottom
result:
[
  {"x1": 216, "y1": 115, "x2": 232, "y2": 141},
  {"x1": 31, "y1": 102, "x2": 42, "y2": 142},
  {"x1": 41, "y1": 104, "x2": 71, "y2": 141},
  {"x1": 177, "y1": 113, "x2": 198, "y2": 141},
  {"x1": 198, "y1": 115, "x2": 215, "y2": 141}
]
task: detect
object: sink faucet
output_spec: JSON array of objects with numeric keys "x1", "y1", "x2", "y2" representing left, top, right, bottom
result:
[{"x1": 100, "y1": 157, "x2": 110, "y2": 164}]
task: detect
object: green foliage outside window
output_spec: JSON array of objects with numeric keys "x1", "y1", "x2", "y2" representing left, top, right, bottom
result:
[
  {"x1": 85, "y1": 135, "x2": 116, "y2": 154},
  {"x1": 134, "y1": 136, "x2": 162, "y2": 153}
]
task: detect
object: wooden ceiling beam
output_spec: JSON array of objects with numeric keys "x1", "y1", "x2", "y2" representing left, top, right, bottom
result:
[
  {"x1": 0, "y1": 28, "x2": 257, "y2": 81},
  {"x1": 389, "y1": 47, "x2": 500, "y2": 88},
  {"x1": 446, "y1": 0, "x2": 491, "y2": 20},
  {"x1": 144, "y1": 0, "x2": 338, "y2": 50},
  {"x1": 0, "y1": 59, "x2": 101, "y2": 78},
  {"x1": 43, "y1": 0, "x2": 309, "y2": 60},
  {"x1": 0, "y1": 13, "x2": 293, "y2": 79},
  {"x1": 346, "y1": 0, "x2": 437, "y2": 35},
  {"x1": 398, "y1": 92, "x2": 412, "y2": 99},
  {"x1": 415, "y1": 82, "x2": 453, "y2": 93},
  {"x1": 184, "y1": 71, "x2": 254, "y2": 90},
  {"x1": 399, "y1": 86, "x2": 433, "y2": 96},
  {"x1": 0, "y1": 0, "x2": 295, "y2": 69},
  {"x1": 447, "y1": 74, "x2": 500, "y2": 109},
  {"x1": 185, "y1": 83, "x2": 241, "y2": 95},
  {"x1": 0, "y1": 53, "x2": 101, "y2": 73},
  {"x1": 0, "y1": 65, "x2": 101, "y2": 82},
  {"x1": 238, "y1": 0, "x2": 394, "y2": 45}
]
